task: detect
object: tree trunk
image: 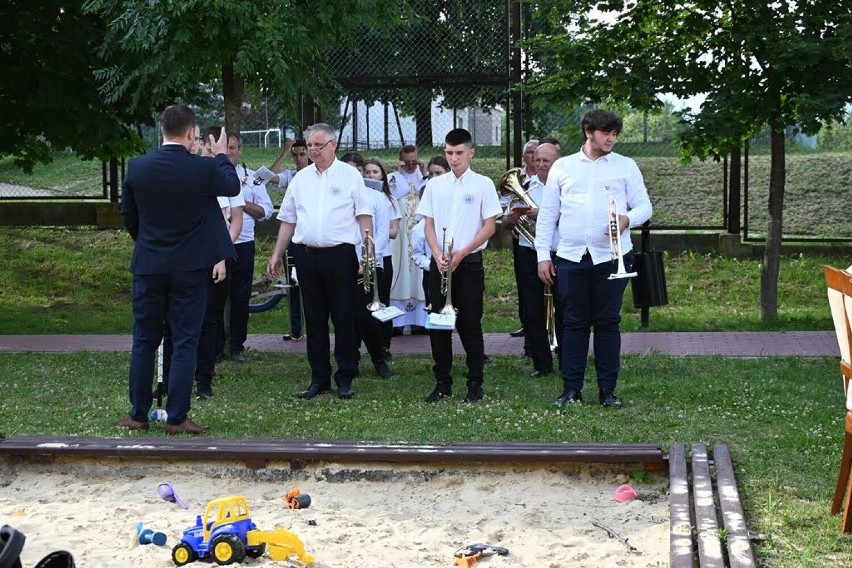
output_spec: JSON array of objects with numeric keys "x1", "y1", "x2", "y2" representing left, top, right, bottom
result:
[
  {"x1": 222, "y1": 61, "x2": 244, "y2": 135},
  {"x1": 414, "y1": 94, "x2": 432, "y2": 148},
  {"x1": 759, "y1": 127, "x2": 785, "y2": 321}
]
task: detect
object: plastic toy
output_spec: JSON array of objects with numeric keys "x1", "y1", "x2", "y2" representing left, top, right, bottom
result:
[
  {"x1": 136, "y1": 522, "x2": 167, "y2": 546},
  {"x1": 284, "y1": 489, "x2": 311, "y2": 510},
  {"x1": 453, "y1": 543, "x2": 509, "y2": 567},
  {"x1": 614, "y1": 484, "x2": 638, "y2": 502},
  {"x1": 158, "y1": 483, "x2": 189, "y2": 509},
  {"x1": 171, "y1": 495, "x2": 315, "y2": 566}
]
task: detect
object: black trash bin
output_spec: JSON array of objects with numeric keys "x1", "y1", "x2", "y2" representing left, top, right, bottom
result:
[{"x1": 631, "y1": 250, "x2": 668, "y2": 309}]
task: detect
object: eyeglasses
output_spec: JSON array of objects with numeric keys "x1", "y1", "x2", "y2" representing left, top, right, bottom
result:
[{"x1": 306, "y1": 141, "x2": 332, "y2": 153}]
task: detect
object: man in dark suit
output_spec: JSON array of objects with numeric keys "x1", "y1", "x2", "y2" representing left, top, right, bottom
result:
[{"x1": 118, "y1": 105, "x2": 239, "y2": 435}]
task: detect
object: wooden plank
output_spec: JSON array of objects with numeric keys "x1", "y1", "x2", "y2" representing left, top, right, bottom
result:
[
  {"x1": 691, "y1": 444, "x2": 724, "y2": 568},
  {"x1": 0, "y1": 437, "x2": 664, "y2": 466},
  {"x1": 713, "y1": 445, "x2": 755, "y2": 568},
  {"x1": 669, "y1": 443, "x2": 695, "y2": 568}
]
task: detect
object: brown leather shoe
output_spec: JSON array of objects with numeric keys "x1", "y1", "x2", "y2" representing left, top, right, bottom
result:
[
  {"x1": 164, "y1": 419, "x2": 209, "y2": 436},
  {"x1": 117, "y1": 416, "x2": 150, "y2": 431}
]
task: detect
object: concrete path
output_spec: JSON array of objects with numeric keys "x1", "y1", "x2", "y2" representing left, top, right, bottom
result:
[{"x1": 0, "y1": 331, "x2": 838, "y2": 357}]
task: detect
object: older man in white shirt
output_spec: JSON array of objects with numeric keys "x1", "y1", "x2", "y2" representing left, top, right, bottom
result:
[
  {"x1": 267, "y1": 123, "x2": 373, "y2": 400},
  {"x1": 535, "y1": 109, "x2": 652, "y2": 409}
]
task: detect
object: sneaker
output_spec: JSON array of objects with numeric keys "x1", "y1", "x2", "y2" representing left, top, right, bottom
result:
[{"x1": 424, "y1": 385, "x2": 451, "y2": 403}]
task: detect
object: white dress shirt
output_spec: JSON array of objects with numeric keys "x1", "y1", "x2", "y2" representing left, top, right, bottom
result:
[
  {"x1": 416, "y1": 168, "x2": 503, "y2": 253},
  {"x1": 234, "y1": 164, "x2": 274, "y2": 244},
  {"x1": 277, "y1": 159, "x2": 372, "y2": 247},
  {"x1": 380, "y1": 195, "x2": 401, "y2": 258},
  {"x1": 410, "y1": 218, "x2": 432, "y2": 270},
  {"x1": 534, "y1": 149, "x2": 652, "y2": 264},
  {"x1": 357, "y1": 188, "x2": 391, "y2": 269}
]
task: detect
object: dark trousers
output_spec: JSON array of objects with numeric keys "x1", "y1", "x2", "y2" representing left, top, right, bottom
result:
[
  {"x1": 427, "y1": 253, "x2": 485, "y2": 386},
  {"x1": 517, "y1": 246, "x2": 553, "y2": 374},
  {"x1": 196, "y1": 273, "x2": 229, "y2": 390},
  {"x1": 287, "y1": 244, "x2": 302, "y2": 336},
  {"x1": 292, "y1": 243, "x2": 359, "y2": 388},
  {"x1": 229, "y1": 240, "x2": 254, "y2": 354},
  {"x1": 379, "y1": 255, "x2": 393, "y2": 350},
  {"x1": 128, "y1": 269, "x2": 207, "y2": 425},
  {"x1": 512, "y1": 237, "x2": 531, "y2": 354},
  {"x1": 356, "y1": 266, "x2": 386, "y2": 364},
  {"x1": 555, "y1": 252, "x2": 633, "y2": 392}
]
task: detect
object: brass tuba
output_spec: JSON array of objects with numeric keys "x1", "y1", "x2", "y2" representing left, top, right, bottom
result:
[
  {"x1": 497, "y1": 167, "x2": 538, "y2": 243},
  {"x1": 497, "y1": 167, "x2": 558, "y2": 351}
]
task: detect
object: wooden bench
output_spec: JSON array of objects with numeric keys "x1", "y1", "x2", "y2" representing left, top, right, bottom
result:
[{"x1": 669, "y1": 443, "x2": 756, "y2": 568}]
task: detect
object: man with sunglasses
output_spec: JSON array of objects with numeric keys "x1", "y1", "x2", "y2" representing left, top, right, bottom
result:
[{"x1": 389, "y1": 145, "x2": 428, "y2": 336}]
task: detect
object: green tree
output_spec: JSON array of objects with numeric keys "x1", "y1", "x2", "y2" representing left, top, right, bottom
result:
[
  {"x1": 83, "y1": 0, "x2": 398, "y2": 135},
  {"x1": 526, "y1": 0, "x2": 852, "y2": 321},
  {"x1": 0, "y1": 1, "x2": 147, "y2": 172}
]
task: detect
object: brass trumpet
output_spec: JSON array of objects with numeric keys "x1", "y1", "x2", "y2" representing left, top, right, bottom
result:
[
  {"x1": 439, "y1": 228, "x2": 457, "y2": 316},
  {"x1": 606, "y1": 189, "x2": 638, "y2": 280},
  {"x1": 497, "y1": 167, "x2": 537, "y2": 243},
  {"x1": 360, "y1": 230, "x2": 377, "y2": 294},
  {"x1": 544, "y1": 284, "x2": 558, "y2": 352}
]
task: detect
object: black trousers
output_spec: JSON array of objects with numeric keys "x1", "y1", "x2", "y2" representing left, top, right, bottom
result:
[
  {"x1": 292, "y1": 243, "x2": 359, "y2": 388},
  {"x1": 427, "y1": 252, "x2": 485, "y2": 386},
  {"x1": 229, "y1": 240, "x2": 254, "y2": 354},
  {"x1": 196, "y1": 273, "x2": 229, "y2": 389},
  {"x1": 356, "y1": 266, "x2": 386, "y2": 364},
  {"x1": 517, "y1": 246, "x2": 553, "y2": 373},
  {"x1": 379, "y1": 255, "x2": 393, "y2": 350}
]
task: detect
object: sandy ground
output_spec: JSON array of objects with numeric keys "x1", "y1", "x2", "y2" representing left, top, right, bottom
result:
[{"x1": 0, "y1": 459, "x2": 668, "y2": 567}]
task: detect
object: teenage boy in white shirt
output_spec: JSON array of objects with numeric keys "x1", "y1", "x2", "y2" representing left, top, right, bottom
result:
[{"x1": 416, "y1": 128, "x2": 503, "y2": 403}]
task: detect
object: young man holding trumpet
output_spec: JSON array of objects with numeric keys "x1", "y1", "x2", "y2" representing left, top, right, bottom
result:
[
  {"x1": 534, "y1": 109, "x2": 652, "y2": 408},
  {"x1": 417, "y1": 128, "x2": 503, "y2": 403}
]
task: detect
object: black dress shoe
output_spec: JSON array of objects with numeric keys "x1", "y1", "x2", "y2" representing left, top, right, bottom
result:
[
  {"x1": 424, "y1": 385, "x2": 451, "y2": 403},
  {"x1": 338, "y1": 385, "x2": 355, "y2": 399},
  {"x1": 509, "y1": 327, "x2": 525, "y2": 338},
  {"x1": 374, "y1": 361, "x2": 394, "y2": 379},
  {"x1": 463, "y1": 385, "x2": 484, "y2": 403},
  {"x1": 530, "y1": 370, "x2": 552, "y2": 378},
  {"x1": 296, "y1": 384, "x2": 329, "y2": 399},
  {"x1": 553, "y1": 390, "x2": 583, "y2": 405},
  {"x1": 599, "y1": 389, "x2": 623, "y2": 408}
]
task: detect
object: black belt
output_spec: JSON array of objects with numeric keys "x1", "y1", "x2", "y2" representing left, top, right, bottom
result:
[{"x1": 296, "y1": 243, "x2": 351, "y2": 254}]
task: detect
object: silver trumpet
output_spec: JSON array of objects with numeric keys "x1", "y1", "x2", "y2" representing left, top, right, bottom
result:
[
  {"x1": 439, "y1": 228, "x2": 458, "y2": 316},
  {"x1": 359, "y1": 230, "x2": 377, "y2": 294},
  {"x1": 606, "y1": 191, "x2": 638, "y2": 280}
]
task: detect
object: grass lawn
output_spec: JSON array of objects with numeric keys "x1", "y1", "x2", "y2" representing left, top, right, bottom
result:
[
  {"x1": 0, "y1": 227, "x2": 841, "y2": 335},
  {"x1": 1, "y1": 351, "x2": 851, "y2": 566}
]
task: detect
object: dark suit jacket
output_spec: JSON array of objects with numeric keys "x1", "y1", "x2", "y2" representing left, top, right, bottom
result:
[{"x1": 121, "y1": 144, "x2": 240, "y2": 274}]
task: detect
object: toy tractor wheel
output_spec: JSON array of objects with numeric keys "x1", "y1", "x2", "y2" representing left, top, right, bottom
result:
[
  {"x1": 211, "y1": 534, "x2": 246, "y2": 565},
  {"x1": 171, "y1": 542, "x2": 197, "y2": 566},
  {"x1": 246, "y1": 543, "x2": 266, "y2": 559}
]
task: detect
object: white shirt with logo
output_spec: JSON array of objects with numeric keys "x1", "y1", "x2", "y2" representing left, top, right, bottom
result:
[
  {"x1": 277, "y1": 159, "x2": 372, "y2": 247},
  {"x1": 416, "y1": 168, "x2": 503, "y2": 254}
]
